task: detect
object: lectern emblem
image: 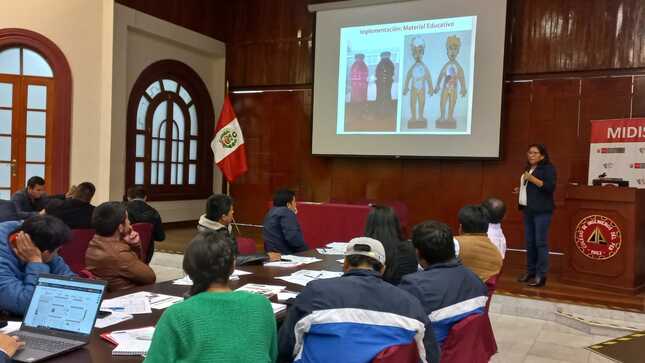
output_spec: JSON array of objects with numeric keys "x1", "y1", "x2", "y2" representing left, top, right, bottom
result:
[{"x1": 575, "y1": 215, "x2": 621, "y2": 260}]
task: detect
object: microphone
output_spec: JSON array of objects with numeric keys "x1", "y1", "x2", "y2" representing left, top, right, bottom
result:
[{"x1": 598, "y1": 172, "x2": 607, "y2": 178}]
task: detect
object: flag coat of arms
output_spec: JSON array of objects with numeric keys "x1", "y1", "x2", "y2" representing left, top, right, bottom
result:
[{"x1": 212, "y1": 96, "x2": 248, "y2": 182}]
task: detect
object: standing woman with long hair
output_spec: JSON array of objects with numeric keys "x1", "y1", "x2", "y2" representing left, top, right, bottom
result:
[
  {"x1": 515, "y1": 144, "x2": 556, "y2": 287},
  {"x1": 364, "y1": 205, "x2": 418, "y2": 285}
]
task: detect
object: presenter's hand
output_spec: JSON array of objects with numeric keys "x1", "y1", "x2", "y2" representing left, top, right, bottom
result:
[
  {"x1": 0, "y1": 334, "x2": 24, "y2": 357},
  {"x1": 13, "y1": 232, "x2": 43, "y2": 264},
  {"x1": 267, "y1": 252, "x2": 281, "y2": 262},
  {"x1": 523, "y1": 171, "x2": 533, "y2": 183},
  {"x1": 512, "y1": 187, "x2": 519, "y2": 194}
]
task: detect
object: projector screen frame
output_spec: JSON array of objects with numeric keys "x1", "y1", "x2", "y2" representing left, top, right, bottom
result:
[{"x1": 309, "y1": 0, "x2": 508, "y2": 160}]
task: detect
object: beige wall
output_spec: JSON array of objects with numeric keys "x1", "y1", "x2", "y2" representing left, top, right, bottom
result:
[
  {"x1": 112, "y1": 5, "x2": 226, "y2": 222},
  {"x1": 0, "y1": 0, "x2": 115, "y2": 201}
]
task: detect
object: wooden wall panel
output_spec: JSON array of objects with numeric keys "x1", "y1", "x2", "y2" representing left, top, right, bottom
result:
[
  {"x1": 114, "y1": 0, "x2": 231, "y2": 41},
  {"x1": 508, "y1": 0, "x2": 645, "y2": 74}
]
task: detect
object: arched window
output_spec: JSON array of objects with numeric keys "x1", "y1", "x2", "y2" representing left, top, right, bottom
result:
[
  {"x1": 0, "y1": 29, "x2": 72, "y2": 199},
  {"x1": 126, "y1": 60, "x2": 213, "y2": 200}
]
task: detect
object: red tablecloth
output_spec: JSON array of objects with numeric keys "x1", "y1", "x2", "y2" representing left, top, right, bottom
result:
[{"x1": 296, "y1": 202, "x2": 371, "y2": 249}]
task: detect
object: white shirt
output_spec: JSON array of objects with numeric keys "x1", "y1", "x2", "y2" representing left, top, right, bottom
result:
[
  {"x1": 519, "y1": 167, "x2": 536, "y2": 206},
  {"x1": 487, "y1": 223, "x2": 506, "y2": 258}
]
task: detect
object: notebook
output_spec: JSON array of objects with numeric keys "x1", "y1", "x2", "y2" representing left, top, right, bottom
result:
[{"x1": 102, "y1": 327, "x2": 155, "y2": 356}]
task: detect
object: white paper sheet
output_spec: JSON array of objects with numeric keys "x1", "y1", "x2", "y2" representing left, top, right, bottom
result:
[
  {"x1": 275, "y1": 269, "x2": 343, "y2": 286},
  {"x1": 277, "y1": 291, "x2": 299, "y2": 302},
  {"x1": 271, "y1": 303, "x2": 287, "y2": 314},
  {"x1": 95, "y1": 311, "x2": 134, "y2": 328},
  {"x1": 236, "y1": 283, "x2": 286, "y2": 297},
  {"x1": 101, "y1": 296, "x2": 152, "y2": 315},
  {"x1": 112, "y1": 291, "x2": 183, "y2": 310},
  {"x1": 173, "y1": 269, "x2": 252, "y2": 285}
]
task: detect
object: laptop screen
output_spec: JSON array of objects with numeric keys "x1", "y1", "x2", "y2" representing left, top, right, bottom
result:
[{"x1": 23, "y1": 276, "x2": 106, "y2": 336}]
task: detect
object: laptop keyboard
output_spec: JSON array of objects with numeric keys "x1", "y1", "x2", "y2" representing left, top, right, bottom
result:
[{"x1": 15, "y1": 334, "x2": 77, "y2": 353}]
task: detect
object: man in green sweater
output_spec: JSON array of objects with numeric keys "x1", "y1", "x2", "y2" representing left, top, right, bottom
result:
[{"x1": 145, "y1": 231, "x2": 277, "y2": 363}]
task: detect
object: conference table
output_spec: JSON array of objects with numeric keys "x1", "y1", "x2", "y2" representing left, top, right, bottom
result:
[{"x1": 43, "y1": 250, "x2": 343, "y2": 363}]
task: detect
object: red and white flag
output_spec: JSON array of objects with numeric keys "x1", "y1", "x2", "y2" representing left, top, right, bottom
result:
[{"x1": 212, "y1": 96, "x2": 247, "y2": 182}]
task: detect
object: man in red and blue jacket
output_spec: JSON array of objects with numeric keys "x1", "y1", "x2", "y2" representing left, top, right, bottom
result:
[
  {"x1": 278, "y1": 237, "x2": 440, "y2": 363},
  {"x1": 399, "y1": 220, "x2": 488, "y2": 346}
]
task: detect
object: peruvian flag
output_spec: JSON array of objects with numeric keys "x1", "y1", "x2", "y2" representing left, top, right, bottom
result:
[{"x1": 211, "y1": 96, "x2": 248, "y2": 182}]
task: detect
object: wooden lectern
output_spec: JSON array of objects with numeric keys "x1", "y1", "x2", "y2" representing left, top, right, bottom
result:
[{"x1": 562, "y1": 185, "x2": 645, "y2": 294}]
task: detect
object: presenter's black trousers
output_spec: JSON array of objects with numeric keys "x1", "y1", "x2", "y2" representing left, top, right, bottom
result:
[{"x1": 522, "y1": 210, "x2": 552, "y2": 277}]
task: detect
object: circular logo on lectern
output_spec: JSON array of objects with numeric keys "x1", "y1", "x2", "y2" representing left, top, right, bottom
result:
[{"x1": 574, "y1": 215, "x2": 621, "y2": 260}]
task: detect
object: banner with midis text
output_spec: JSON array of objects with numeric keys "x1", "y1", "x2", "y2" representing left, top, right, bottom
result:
[{"x1": 589, "y1": 118, "x2": 645, "y2": 188}]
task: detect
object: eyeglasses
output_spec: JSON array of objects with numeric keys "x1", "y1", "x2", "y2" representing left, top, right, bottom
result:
[{"x1": 527, "y1": 152, "x2": 541, "y2": 155}]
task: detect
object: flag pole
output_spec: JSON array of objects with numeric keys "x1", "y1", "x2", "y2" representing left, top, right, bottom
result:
[{"x1": 223, "y1": 79, "x2": 242, "y2": 235}]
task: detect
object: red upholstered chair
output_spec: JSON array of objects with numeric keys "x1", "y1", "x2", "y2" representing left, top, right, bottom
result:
[
  {"x1": 236, "y1": 237, "x2": 258, "y2": 254},
  {"x1": 59, "y1": 229, "x2": 95, "y2": 274},
  {"x1": 79, "y1": 268, "x2": 97, "y2": 279},
  {"x1": 440, "y1": 313, "x2": 498, "y2": 363},
  {"x1": 485, "y1": 274, "x2": 500, "y2": 312},
  {"x1": 132, "y1": 223, "x2": 153, "y2": 262},
  {"x1": 372, "y1": 342, "x2": 419, "y2": 363}
]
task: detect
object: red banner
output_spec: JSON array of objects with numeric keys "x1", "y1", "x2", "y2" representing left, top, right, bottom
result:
[{"x1": 590, "y1": 118, "x2": 645, "y2": 143}]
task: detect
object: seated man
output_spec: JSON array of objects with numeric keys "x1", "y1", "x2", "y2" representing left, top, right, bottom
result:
[
  {"x1": 11, "y1": 176, "x2": 48, "y2": 219},
  {"x1": 85, "y1": 202, "x2": 156, "y2": 292},
  {"x1": 399, "y1": 221, "x2": 488, "y2": 345},
  {"x1": 262, "y1": 189, "x2": 307, "y2": 254},
  {"x1": 455, "y1": 205, "x2": 503, "y2": 281},
  {"x1": 278, "y1": 237, "x2": 440, "y2": 363},
  {"x1": 0, "y1": 200, "x2": 20, "y2": 223},
  {"x1": 44, "y1": 182, "x2": 96, "y2": 229},
  {"x1": 125, "y1": 186, "x2": 165, "y2": 263},
  {"x1": 198, "y1": 194, "x2": 279, "y2": 264},
  {"x1": 482, "y1": 197, "x2": 507, "y2": 258},
  {"x1": 0, "y1": 215, "x2": 75, "y2": 315}
]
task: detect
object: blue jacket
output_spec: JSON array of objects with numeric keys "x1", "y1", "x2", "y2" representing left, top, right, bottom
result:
[
  {"x1": 262, "y1": 207, "x2": 307, "y2": 254},
  {"x1": 278, "y1": 269, "x2": 440, "y2": 363},
  {"x1": 399, "y1": 260, "x2": 488, "y2": 345},
  {"x1": 521, "y1": 163, "x2": 556, "y2": 214},
  {"x1": 0, "y1": 221, "x2": 75, "y2": 315}
]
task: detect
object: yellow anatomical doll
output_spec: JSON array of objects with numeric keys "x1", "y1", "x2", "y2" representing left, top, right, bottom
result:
[{"x1": 434, "y1": 35, "x2": 467, "y2": 129}]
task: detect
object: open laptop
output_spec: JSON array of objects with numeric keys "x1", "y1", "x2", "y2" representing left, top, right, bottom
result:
[{"x1": 12, "y1": 274, "x2": 107, "y2": 362}]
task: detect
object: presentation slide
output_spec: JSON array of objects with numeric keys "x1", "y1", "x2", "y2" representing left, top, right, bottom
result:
[
  {"x1": 311, "y1": 0, "x2": 507, "y2": 158},
  {"x1": 338, "y1": 16, "x2": 476, "y2": 135}
]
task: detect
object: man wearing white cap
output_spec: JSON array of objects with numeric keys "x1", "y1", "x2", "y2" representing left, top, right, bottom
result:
[{"x1": 278, "y1": 237, "x2": 440, "y2": 363}]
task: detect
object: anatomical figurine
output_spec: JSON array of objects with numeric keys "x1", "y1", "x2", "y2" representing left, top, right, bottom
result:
[
  {"x1": 434, "y1": 35, "x2": 467, "y2": 128},
  {"x1": 350, "y1": 53, "x2": 369, "y2": 103},
  {"x1": 403, "y1": 37, "x2": 432, "y2": 128},
  {"x1": 375, "y1": 51, "x2": 395, "y2": 104}
]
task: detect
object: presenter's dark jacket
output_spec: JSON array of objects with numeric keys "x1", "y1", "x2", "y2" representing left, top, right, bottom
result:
[
  {"x1": 520, "y1": 163, "x2": 556, "y2": 214},
  {"x1": 262, "y1": 207, "x2": 308, "y2": 254}
]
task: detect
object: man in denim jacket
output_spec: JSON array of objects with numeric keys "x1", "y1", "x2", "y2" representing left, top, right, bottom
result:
[{"x1": 0, "y1": 216, "x2": 74, "y2": 315}]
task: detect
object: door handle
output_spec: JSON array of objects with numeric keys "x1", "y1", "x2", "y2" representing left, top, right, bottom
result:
[{"x1": 11, "y1": 159, "x2": 16, "y2": 176}]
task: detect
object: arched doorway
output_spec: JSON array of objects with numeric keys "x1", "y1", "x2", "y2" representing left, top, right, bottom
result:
[{"x1": 0, "y1": 28, "x2": 71, "y2": 198}]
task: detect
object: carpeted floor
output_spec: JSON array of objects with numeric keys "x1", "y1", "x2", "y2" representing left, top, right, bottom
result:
[{"x1": 587, "y1": 331, "x2": 645, "y2": 363}]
